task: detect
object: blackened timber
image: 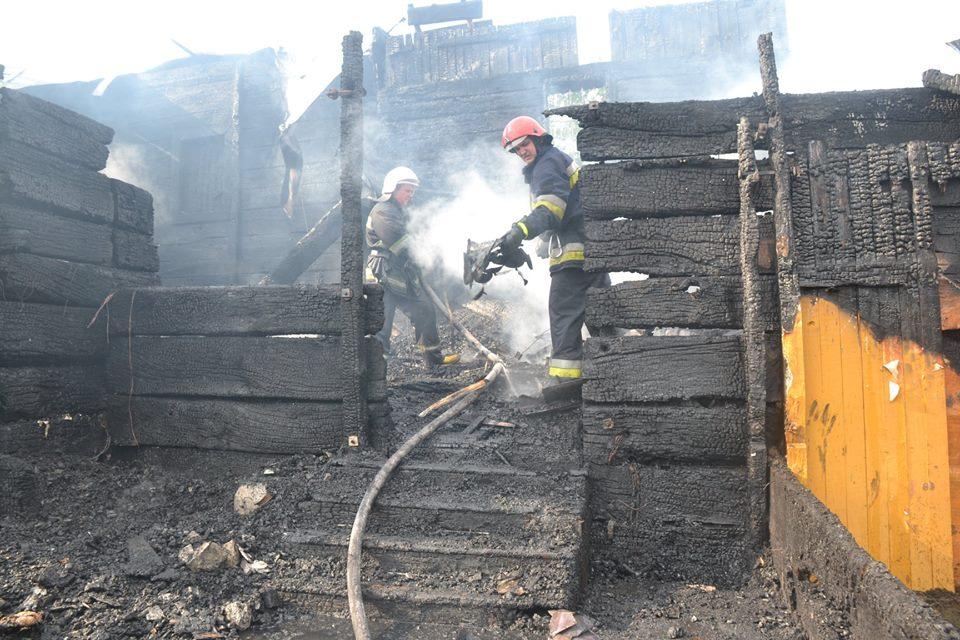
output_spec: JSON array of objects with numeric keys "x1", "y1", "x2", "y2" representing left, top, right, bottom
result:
[
  {"x1": 553, "y1": 88, "x2": 960, "y2": 160},
  {"x1": 105, "y1": 336, "x2": 387, "y2": 401},
  {"x1": 585, "y1": 276, "x2": 778, "y2": 330},
  {"x1": 0, "y1": 253, "x2": 159, "y2": 307},
  {"x1": 580, "y1": 160, "x2": 775, "y2": 219},
  {"x1": 923, "y1": 69, "x2": 960, "y2": 96},
  {"x1": 108, "y1": 284, "x2": 384, "y2": 336},
  {"x1": 0, "y1": 365, "x2": 105, "y2": 420},
  {"x1": 107, "y1": 397, "x2": 390, "y2": 453},
  {"x1": 111, "y1": 179, "x2": 155, "y2": 236},
  {"x1": 582, "y1": 403, "x2": 747, "y2": 464},
  {"x1": 0, "y1": 141, "x2": 115, "y2": 224},
  {"x1": 737, "y1": 116, "x2": 769, "y2": 550},
  {"x1": 590, "y1": 462, "x2": 748, "y2": 525},
  {"x1": 113, "y1": 229, "x2": 159, "y2": 272},
  {"x1": 339, "y1": 32, "x2": 367, "y2": 441},
  {"x1": 583, "y1": 335, "x2": 745, "y2": 403},
  {"x1": 0, "y1": 203, "x2": 114, "y2": 265},
  {"x1": 262, "y1": 202, "x2": 343, "y2": 284},
  {"x1": 583, "y1": 215, "x2": 774, "y2": 276},
  {"x1": 0, "y1": 88, "x2": 113, "y2": 171},
  {"x1": 0, "y1": 302, "x2": 104, "y2": 364}
]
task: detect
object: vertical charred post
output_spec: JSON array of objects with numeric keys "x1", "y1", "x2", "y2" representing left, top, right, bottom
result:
[
  {"x1": 339, "y1": 31, "x2": 367, "y2": 446},
  {"x1": 737, "y1": 117, "x2": 769, "y2": 548},
  {"x1": 758, "y1": 32, "x2": 799, "y2": 328}
]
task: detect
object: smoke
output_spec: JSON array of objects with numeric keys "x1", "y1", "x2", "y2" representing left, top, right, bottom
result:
[{"x1": 406, "y1": 142, "x2": 553, "y2": 359}]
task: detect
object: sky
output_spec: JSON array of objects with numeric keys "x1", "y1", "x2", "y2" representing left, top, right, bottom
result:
[{"x1": 3, "y1": 0, "x2": 960, "y2": 120}]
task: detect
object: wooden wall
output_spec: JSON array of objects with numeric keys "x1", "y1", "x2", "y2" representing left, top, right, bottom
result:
[
  {"x1": 561, "y1": 87, "x2": 960, "y2": 589},
  {"x1": 776, "y1": 141, "x2": 960, "y2": 592},
  {"x1": 0, "y1": 88, "x2": 159, "y2": 422},
  {"x1": 103, "y1": 284, "x2": 387, "y2": 453}
]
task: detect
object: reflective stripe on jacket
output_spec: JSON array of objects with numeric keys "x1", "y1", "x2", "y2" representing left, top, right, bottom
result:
[{"x1": 516, "y1": 145, "x2": 585, "y2": 272}]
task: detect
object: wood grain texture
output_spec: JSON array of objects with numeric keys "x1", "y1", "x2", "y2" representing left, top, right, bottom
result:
[
  {"x1": 584, "y1": 215, "x2": 773, "y2": 276},
  {"x1": 107, "y1": 285, "x2": 384, "y2": 336},
  {"x1": 106, "y1": 396, "x2": 389, "y2": 453},
  {"x1": 580, "y1": 159, "x2": 775, "y2": 219},
  {"x1": 583, "y1": 335, "x2": 745, "y2": 403},
  {"x1": 0, "y1": 365, "x2": 105, "y2": 420},
  {"x1": 0, "y1": 253, "x2": 159, "y2": 307},
  {"x1": 105, "y1": 335, "x2": 387, "y2": 401},
  {"x1": 0, "y1": 302, "x2": 104, "y2": 364},
  {"x1": 585, "y1": 276, "x2": 778, "y2": 330}
]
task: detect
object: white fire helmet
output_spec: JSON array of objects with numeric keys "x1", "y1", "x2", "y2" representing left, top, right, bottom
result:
[{"x1": 381, "y1": 166, "x2": 420, "y2": 197}]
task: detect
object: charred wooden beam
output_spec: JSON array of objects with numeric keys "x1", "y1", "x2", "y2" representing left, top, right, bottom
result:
[
  {"x1": 106, "y1": 396, "x2": 390, "y2": 453},
  {"x1": 584, "y1": 214, "x2": 774, "y2": 276},
  {"x1": 260, "y1": 202, "x2": 343, "y2": 285},
  {"x1": 407, "y1": 0, "x2": 483, "y2": 27},
  {"x1": 583, "y1": 335, "x2": 745, "y2": 403},
  {"x1": 339, "y1": 31, "x2": 367, "y2": 443},
  {"x1": 551, "y1": 87, "x2": 960, "y2": 160},
  {"x1": 737, "y1": 115, "x2": 769, "y2": 549},
  {"x1": 0, "y1": 141, "x2": 116, "y2": 224},
  {"x1": 582, "y1": 402, "x2": 747, "y2": 464},
  {"x1": 923, "y1": 69, "x2": 960, "y2": 96},
  {"x1": 0, "y1": 302, "x2": 104, "y2": 365},
  {"x1": 0, "y1": 203, "x2": 114, "y2": 265},
  {"x1": 585, "y1": 276, "x2": 778, "y2": 330},
  {"x1": 0, "y1": 253, "x2": 159, "y2": 307},
  {"x1": 0, "y1": 365, "x2": 105, "y2": 420},
  {"x1": 580, "y1": 159, "x2": 775, "y2": 219},
  {"x1": 0, "y1": 87, "x2": 113, "y2": 171},
  {"x1": 105, "y1": 335, "x2": 386, "y2": 401},
  {"x1": 107, "y1": 284, "x2": 384, "y2": 336}
]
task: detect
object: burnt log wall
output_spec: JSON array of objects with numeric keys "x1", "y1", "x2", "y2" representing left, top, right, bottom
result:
[
  {"x1": 576, "y1": 156, "x2": 776, "y2": 584},
  {"x1": 25, "y1": 50, "x2": 294, "y2": 286},
  {"x1": 0, "y1": 87, "x2": 159, "y2": 423},
  {"x1": 103, "y1": 284, "x2": 387, "y2": 454}
]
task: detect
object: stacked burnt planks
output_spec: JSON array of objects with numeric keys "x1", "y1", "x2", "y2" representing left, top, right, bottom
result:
[
  {"x1": 0, "y1": 88, "x2": 159, "y2": 422},
  {"x1": 573, "y1": 154, "x2": 778, "y2": 584},
  {"x1": 104, "y1": 284, "x2": 387, "y2": 454},
  {"x1": 553, "y1": 84, "x2": 960, "y2": 584}
]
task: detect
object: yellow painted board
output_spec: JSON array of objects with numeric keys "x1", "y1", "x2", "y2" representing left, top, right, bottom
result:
[
  {"x1": 837, "y1": 290, "x2": 869, "y2": 548},
  {"x1": 944, "y1": 357, "x2": 960, "y2": 589},
  {"x1": 817, "y1": 290, "x2": 849, "y2": 523},
  {"x1": 783, "y1": 310, "x2": 809, "y2": 482},
  {"x1": 879, "y1": 290, "x2": 911, "y2": 585},
  {"x1": 859, "y1": 294, "x2": 891, "y2": 564},
  {"x1": 800, "y1": 294, "x2": 827, "y2": 499},
  {"x1": 899, "y1": 335, "x2": 935, "y2": 590}
]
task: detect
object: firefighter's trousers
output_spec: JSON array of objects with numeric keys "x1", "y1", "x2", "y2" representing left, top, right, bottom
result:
[
  {"x1": 548, "y1": 267, "x2": 611, "y2": 379},
  {"x1": 376, "y1": 288, "x2": 443, "y2": 364}
]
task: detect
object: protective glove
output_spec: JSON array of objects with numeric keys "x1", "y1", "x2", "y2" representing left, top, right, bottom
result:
[{"x1": 498, "y1": 225, "x2": 525, "y2": 254}]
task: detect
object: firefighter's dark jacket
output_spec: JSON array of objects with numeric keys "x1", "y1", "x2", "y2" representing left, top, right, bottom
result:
[
  {"x1": 365, "y1": 198, "x2": 418, "y2": 295},
  {"x1": 515, "y1": 144, "x2": 583, "y2": 272}
]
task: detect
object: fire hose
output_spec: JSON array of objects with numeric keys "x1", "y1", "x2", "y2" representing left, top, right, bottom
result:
[{"x1": 346, "y1": 282, "x2": 511, "y2": 640}]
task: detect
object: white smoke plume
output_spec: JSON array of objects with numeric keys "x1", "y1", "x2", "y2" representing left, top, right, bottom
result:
[{"x1": 406, "y1": 142, "x2": 553, "y2": 360}]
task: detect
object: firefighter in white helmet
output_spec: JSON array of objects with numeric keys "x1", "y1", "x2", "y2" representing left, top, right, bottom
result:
[{"x1": 365, "y1": 167, "x2": 460, "y2": 366}]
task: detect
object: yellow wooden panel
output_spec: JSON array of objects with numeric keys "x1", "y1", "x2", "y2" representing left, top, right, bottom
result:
[
  {"x1": 785, "y1": 290, "x2": 954, "y2": 591},
  {"x1": 860, "y1": 300, "x2": 891, "y2": 564},
  {"x1": 879, "y1": 312, "x2": 912, "y2": 585},
  {"x1": 800, "y1": 295, "x2": 827, "y2": 499},
  {"x1": 900, "y1": 335, "x2": 936, "y2": 589},
  {"x1": 945, "y1": 356, "x2": 960, "y2": 588},
  {"x1": 837, "y1": 292, "x2": 868, "y2": 547},
  {"x1": 783, "y1": 308, "x2": 809, "y2": 482},
  {"x1": 817, "y1": 291, "x2": 848, "y2": 522}
]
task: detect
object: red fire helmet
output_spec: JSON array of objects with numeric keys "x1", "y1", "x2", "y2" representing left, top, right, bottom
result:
[{"x1": 501, "y1": 116, "x2": 547, "y2": 151}]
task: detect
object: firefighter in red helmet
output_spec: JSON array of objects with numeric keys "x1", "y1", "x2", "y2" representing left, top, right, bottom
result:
[{"x1": 497, "y1": 116, "x2": 610, "y2": 382}]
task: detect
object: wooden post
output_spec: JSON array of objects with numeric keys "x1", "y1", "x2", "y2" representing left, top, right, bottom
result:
[
  {"x1": 339, "y1": 31, "x2": 366, "y2": 446},
  {"x1": 758, "y1": 32, "x2": 809, "y2": 483},
  {"x1": 737, "y1": 116, "x2": 769, "y2": 549}
]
